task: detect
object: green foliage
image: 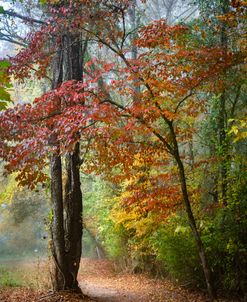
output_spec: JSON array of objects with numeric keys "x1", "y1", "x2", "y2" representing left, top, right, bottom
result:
[
  {"x1": 0, "y1": 59, "x2": 12, "y2": 109},
  {"x1": 102, "y1": 222, "x2": 129, "y2": 261},
  {"x1": 202, "y1": 175, "x2": 247, "y2": 293},
  {"x1": 82, "y1": 175, "x2": 128, "y2": 261},
  {"x1": 0, "y1": 60, "x2": 11, "y2": 69},
  {"x1": 0, "y1": 267, "x2": 23, "y2": 287},
  {"x1": 152, "y1": 216, "x2": 204, "y2": 286},
  {"x1": 82, "y1": 230, "x2": 100, "y2": 258},
  {"x1": 84, "y1": 169, "x2": 247, "y2": 294}
]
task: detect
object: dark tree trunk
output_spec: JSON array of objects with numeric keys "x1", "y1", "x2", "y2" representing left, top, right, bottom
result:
[
  {"x1": 50, "y1": 153, "x2": 67, "y2": 290},
  {"x1": 218, "y1": 90, "x2": 228, "y2": 205},
  {"x1": 64, "y1": 142, "x2": 83, "y2": 290},
  {"x1": 218, "y1": 0, "x2": 229, "y2": 205},
  {"x1": 63, "y1": 33, "x2": 83, "y2": 81},
  {"x1": 62, "y1": 32, "x2": 86, "y2": 290},
  {"x1": 49, "y1": 29, "x2": 87, "y2": 292},
  {"x1": 49, "y1": 44, "x2": 69, "y2": 291},
  {"x1": 49, "y1": 32, "x2": 86, "y2": 291}
]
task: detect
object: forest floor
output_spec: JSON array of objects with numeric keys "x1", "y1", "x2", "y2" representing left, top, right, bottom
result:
[{"x1": 0, "y1": 258, "x2": 240, "y2": 302}]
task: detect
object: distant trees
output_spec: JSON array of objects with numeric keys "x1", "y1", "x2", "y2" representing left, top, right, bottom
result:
[{"x1": 0, "y1": 176, "x2": 48, "y2": 257}]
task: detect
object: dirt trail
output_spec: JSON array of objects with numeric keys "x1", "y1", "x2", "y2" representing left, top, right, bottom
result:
[{"x1": 78, "y1": 258, "x2": 208, "y2": 302}]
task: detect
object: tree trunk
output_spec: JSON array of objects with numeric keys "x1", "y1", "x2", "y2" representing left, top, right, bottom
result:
[
  {"x1": 175, "y1": 154, "x2": 216, "y2": 301},
  {"x1": 168, "y1": 122, "x2": 216, "y2": 301},
  {"x1": 62, "y1": 32, "x2": 86, "y2": 290},
  {"x1": 50, "y1": 153, "x2": 67, "y2": 290},
  {"x1": 218, "y1": 0, "x2": 229, "y2": 205},
  {"x1": 49, "y1": 44, "x2": 69, "y2": 291},
  {"x1": 64, "y1": 142, "x2": 83, "y2": 290},
  {"x1": 49, "y1": 33, "x2": 86, "y2": 290},
  {"x1": 128, "y1": 0, "x2": 138, "y2": 61}
]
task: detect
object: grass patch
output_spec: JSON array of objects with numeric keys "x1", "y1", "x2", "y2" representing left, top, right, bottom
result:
[
  {"x1": 0, "y1": 258, "x2": 50, "y2": 289},
  {"x1": 0, "y1": 267, "x2": 23, "y2": 287}
]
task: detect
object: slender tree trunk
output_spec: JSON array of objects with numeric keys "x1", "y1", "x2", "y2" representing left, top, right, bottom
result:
[
  {"x1": 218, "y1": 0, "x2": 229, "y2": 205},
  {"x1": 129, "y1": 0, "x2": 141, "y2": 98},
  {"x1": 175, "y1": 155, "x2": 216, "y2": 301},
  {"x1": 50, "y1": 153, "x2": 67, "y2": 290},
  {"x1": 128, "y1": 0, "x2": 138, "y2": 61},
  {"x1": 168, "y1": 122, "x2": 216, "y2": 301}
]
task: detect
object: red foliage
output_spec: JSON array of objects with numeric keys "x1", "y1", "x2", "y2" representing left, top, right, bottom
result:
[{"x1": 0, "y1": 3, "x2": 237, "y2": 213}]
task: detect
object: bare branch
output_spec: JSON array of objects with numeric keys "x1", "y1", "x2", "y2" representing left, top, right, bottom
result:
[
  {"x1": 0, "y1": 33, "x2": 27, "y2": 47},
  {"x1": 0, "y1": 9, "x2": 46, "y2": 25}
]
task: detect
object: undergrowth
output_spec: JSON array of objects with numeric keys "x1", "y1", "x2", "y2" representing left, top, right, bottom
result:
[{"x1": 0, "y1": 258, "x2": 50, "y2": 289}]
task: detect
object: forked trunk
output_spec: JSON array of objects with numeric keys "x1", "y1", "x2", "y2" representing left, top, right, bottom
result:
[{"x1": 49, "y1": 36, "x2": 84, "y2": 291}]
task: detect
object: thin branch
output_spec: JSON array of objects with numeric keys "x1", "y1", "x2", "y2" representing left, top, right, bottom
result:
[
  {"x1": 0, "y1": 34, "x2": 27, "y2": 47},
  {"x1": 181, "y1": 7, "x2": 198, "y2": 23},
  {"x1": 1, "y1": 9, "x2": 46, "y2": 25},
  {"x1": 174, "y1": 6, "x2": 197, "y2": 22},
  {"x1": 174, "y1": 91, "x2": 193, "y2": 113},
  {"x1": 101, "y1": 98, "x2": 173, "y2": 154}
]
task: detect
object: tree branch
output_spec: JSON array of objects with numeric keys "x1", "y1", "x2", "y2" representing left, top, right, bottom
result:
[
  {"x1": 0, "y1": 9, "x2": 46, "y2": 25},
  {"x1": 0, "y1": 33, "x2": 27, "y2": 47}
]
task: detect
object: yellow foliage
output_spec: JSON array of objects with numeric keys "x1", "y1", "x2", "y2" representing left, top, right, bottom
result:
[
  {"x1": 229, "y1": 118, "x2": 247, "y2": 142},
  {"x1": 0, "y1": 175, "x2": 17, "y2": 205}
]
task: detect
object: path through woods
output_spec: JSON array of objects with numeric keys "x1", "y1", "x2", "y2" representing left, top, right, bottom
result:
[
  {"x1": 78, "y1": 258, "x2": 208, "y2": 302},
  {"x1": 0, "y1": 258, "x2": 238, "y2": 302}
]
